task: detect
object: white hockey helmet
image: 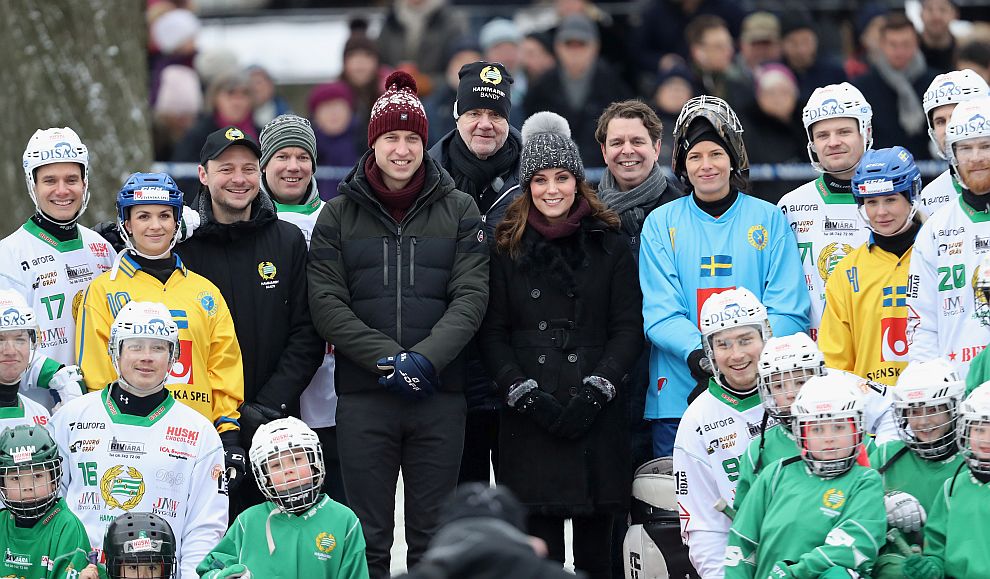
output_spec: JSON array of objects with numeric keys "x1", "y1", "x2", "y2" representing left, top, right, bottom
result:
[
  {"x1": 957, "y1": 383, "x2": 990, "y2": 475},
  {"x1": 109, "y1": 302, "x2": 179, "y2": 394},
  {"x1": 758, "y1": 332, "x2": 824, "y2": 423},
  {"x1": 945, "y1": 96, "x2": 990, "y2": 184},
  {"x1": 792, "y1": 373, "x2": 865, "y2": 478},
  {"x1": 893, "y1": 359, "x2": 965, "y2": 461},
  {"x1": 923, "y1": 69, "x2": 990, "y2": 159},
  {"x1": 699, "y1": 287, "x2": 770, "y2": 384},
  {"x1": 802, "y1": 83, "x2": 873, "y2": 173},
  {"x1": 0, "y1": 290, "x2": 39, "y2": 385},
  {"x1": 250, "y1": 417, "x2": 325, "y2": 514},
  {"x1": 22, "y1": 127, "x2": 90, "y2": 226}
]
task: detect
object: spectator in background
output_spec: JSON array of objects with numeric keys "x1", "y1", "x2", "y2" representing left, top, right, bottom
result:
[
  {"x1": 171, "y1": 72, "x2": 259, "y2": 201},
  {"x1": 341, "y1": 20, "x2": 387, "y2": 131},
  {"x1": 148, "y1": 7, "x2": 200, "y2": 108},
  {"x1": 480, "y1": 18, "x2": 527, "y2": 128},
  {"x1": 520, "y1": 32, "x2": 557, "y2": 85},
  {"x1": 632, "y1": 0, "x2": 745, "y2": 78},
  {"x1": 429, "y1": 60, "x2": 522, "y2": 489},
  {"x1": 308, "y1": 82, "x2": 362, "y2": 200},
  {"x1": 726, "y1": 12, "x2": 782, "y2": 111},
  {"x1": 920, "y1": 0, "x2": 959, "y2": 73},
  {"x1": 152, "y1": 64, "x2": 203, "y2": 161},
  {"x1": 649, "y1": 66, "x2": 696, "y2": 170},
  {"x1": 550, "y1": 0, "x2": 637, "y2": 91},
  {"x1": 247, "y1": 65, "x2": 291, "y2": 127},
  {"x1": 958, "y1": 40, "x2": 990, "y2": 83},
  {"x1": 423, "y1": 39, "x2": 482, "y2": 147},
  {"x1": 738, "y1": 64, "x2": 806, "y2": 201},
  {"x1": 855, "y1": 12, "x2": 939, "y2": 158},
  {"x1": 685, "y1": 15, "x2": 735, "y2": 100},
  {"x1": 780, "y1": 10, "x2": 847, "y2": 106},
  {"x1": 524, "y1": 14, "x2": 632, "y2": 167},
  {"x1": 846, "y1": 4, "x2": 887, "y2": 79},
  {"x1": 377, "y1": 0, "x2": 469, "y2": 95}
]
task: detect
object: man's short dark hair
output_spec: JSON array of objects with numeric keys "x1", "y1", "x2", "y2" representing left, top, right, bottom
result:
[
  {"x1": 595, "y1": 100, "x2": 663, "y2": 145},
  {"x1": 881, "y1": 11, "x2": 917, "y2": 36},
  {"x1": 686, "y1": 14, "x2": 729, "y2": 47},
  {"x1": 959, "y1": 40, "x2": 990, "y2": 68}
]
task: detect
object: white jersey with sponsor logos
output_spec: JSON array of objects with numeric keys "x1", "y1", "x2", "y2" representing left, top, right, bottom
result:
[
  {"x1": 673, "y1": 380, "x2": 768, "y2": 579},
  {"x1": 0, "y1": 220, "x2": 115, "y2": 410},
  {"x1": 274, "y1": 199, "x2": 337, "y2": 429},
  {"x1": 918, "y1": 170, "x2": 960, "y2": 217},
  {"x1": 778, "y1": 178, "x2": 870, "y2": 339},
  {"x1": 907, "y1": 197, "x2": 990, "y2": 376},
  {"x1": 51, "y1": 388, "x2": 227, "y2": 579}
]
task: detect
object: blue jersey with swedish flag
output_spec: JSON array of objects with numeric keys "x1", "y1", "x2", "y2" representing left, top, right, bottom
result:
[
  {"x1": 75, "y1": 253, "x2": 243, "y2": 432},
  {"x1": 640, "y1": 192, "x2": 810, "y2": 420}
]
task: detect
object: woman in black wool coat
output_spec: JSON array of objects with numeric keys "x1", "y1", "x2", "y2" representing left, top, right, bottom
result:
[{"x1": 479, "y1": 110, "x2": 644, "y2": 578}]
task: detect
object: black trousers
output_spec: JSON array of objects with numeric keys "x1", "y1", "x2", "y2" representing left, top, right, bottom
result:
[
  {"x1": 313, "y1": 426, "x2": 347, "y2": 505},
  {"x1": 337, "y1": 390, "x2": 466, "y2": 579},
  {"x1": 528, "y1": 512, "x2": 615, "y2": 579},
  {"x1": 457, "y1": 408, "x2": 499, "y2": 484}
]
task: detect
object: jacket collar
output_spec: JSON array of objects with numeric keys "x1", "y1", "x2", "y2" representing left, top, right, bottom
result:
[
  {"x1": 338, "y1": 150, "x2": 455, "y2": 223},
  {"x1": 193, "y1": 187, "x2": 278, "y2": 241}
]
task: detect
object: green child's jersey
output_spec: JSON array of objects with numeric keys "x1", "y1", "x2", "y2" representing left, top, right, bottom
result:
[
  {"x1": 869, "y1": 440, "x2": 964, "y2": 512},
  {"x1": 0, "y1": 498, "x2": 93, "y2": 579},
  {"x1": 198, "y1": 494, "x2": 369, "y2": 579},
  {"x1": 725, "y1": 459, "x2": 886, "y2": 579},
  {"x1": 922, "y1": 468, "x2": 990, "y2": 578},
  {"x1": 734, "y1": 424, "x2": 797, "y2": 511},
  {"x1": 965, "y1": 346, "x2": 990, "y2": 395}
]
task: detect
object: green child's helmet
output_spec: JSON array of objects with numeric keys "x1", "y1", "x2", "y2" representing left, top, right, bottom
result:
[{"x1": 0, "y1": 424, "x2": 62, "y2": 520}]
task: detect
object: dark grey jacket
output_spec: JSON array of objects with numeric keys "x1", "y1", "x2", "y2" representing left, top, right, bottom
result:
[{"x1": 307, "y1": 151, "x2": 490, "y2": 395}]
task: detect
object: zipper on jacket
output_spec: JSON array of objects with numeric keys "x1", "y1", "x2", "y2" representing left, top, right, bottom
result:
[
  {"x1": 395, "y1": 225, "x2": 402, "y2": 344},
  {"x1": 410, "y1": 236, "x2": 417, "y2": 286},
  {"x1": 382, "y1": 237, "x2": 389, "y2": 287}
]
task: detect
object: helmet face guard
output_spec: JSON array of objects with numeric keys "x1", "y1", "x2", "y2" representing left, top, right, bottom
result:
[
  {"x1": 895, "y1": 402, "x2": 958, "y2": 461},
  {"x1": 104, "y1": 512, "x2": 177, "y2": 579},
  {"x1": 791, "y1": 374, "x2": 866, "y2": 479},
  {"x1": 0, "y1": 425, "x2": 63, "y2": 521},
  {"x1": 250, "y1": 417, "x2": 325, "y2": 514},
  {"x1": 975, "y1": 261, "x2": 990, "y2": 327},
  {"x1": 957, "y1": 384, "x2": 990, "y2": 476},
  {"x1": 671, "y1": 96, "x2": 749, "y2": 183}
]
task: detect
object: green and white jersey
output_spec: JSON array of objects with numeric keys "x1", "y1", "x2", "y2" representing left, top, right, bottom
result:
[
  {"x1": 923, "y1": 468, "x2": 990, "y2": 578},
  {"x1": 0, "y1": 220, "x2": 115, "y2": 409},
  {"x1": 725, "y1": 460, "x2": 886, "y2": 579},
  {"x1": 274, "y1": 198, "x2": 337, "y2": 430},
  {"x1": 777, "y1": 178, "x2": 870, "y2": 339},
  {"x1": 906, "y1": 196, "x2": 990, "y2": 376},
  {"x1": 50, "y1": 388, "x2": 227, "y2": 578},
  {"x1": 869, "y1": 440, "x2": 963, "y2": 512},
  {"x1": 0, "y1": 393, "x2": 51, "y2": 433},
  {"x1": 733, "y1": 424, "x2": 796, "y2": 511},
  {"x1": 917, "y1": 170, "x2": 959, "y2": 217},
  {"x1": 0, "y1": 498, "x2": 93, "y2": 579},
  {"x1": 673, "y1": 379, "x2": 768, "y2": 579},
  {"x1": 198, "y1": 495, "x2": 368, "y2": 579}
]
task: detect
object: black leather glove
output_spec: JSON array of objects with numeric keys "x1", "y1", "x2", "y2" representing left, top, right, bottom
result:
[
  {"x1": 219, "y1": 430, "x2": 246, "y2": 493},
  {"x1": 552, "y1": 384, "x2": 607, "y2": 439},
  {"x1": 508, "y1": 380, "x2": 563, "y2": 433},
  {"x1": 238, "y1": 402, "x2": 284, "y2": 447},
  {"x1": 687, "y1": 348, "x2": 714, "y2": 383}
]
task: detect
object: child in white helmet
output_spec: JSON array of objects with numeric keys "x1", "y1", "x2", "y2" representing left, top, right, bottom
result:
[
  {"x1": 198, "y1": 417, "x2": 368, "y2": 579},
  {"x1": 902, "y1": 382, "x2": 990, "y2": 578},
  {"x1": 724, "y1": 374, "x2": 886, "y2": 578}
]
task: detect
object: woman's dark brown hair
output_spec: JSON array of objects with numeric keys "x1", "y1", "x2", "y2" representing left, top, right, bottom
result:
[{"x1": 495, "y1": 177, "x2": 619, "y2": 258}]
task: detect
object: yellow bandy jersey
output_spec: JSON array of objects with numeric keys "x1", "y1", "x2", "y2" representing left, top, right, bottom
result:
[
  {"x1": 76, "y1": 253, "x2": 243, "y2": 432},
  {"x1": 819, "y1": 242, "x2": 913, "y2": 386}
]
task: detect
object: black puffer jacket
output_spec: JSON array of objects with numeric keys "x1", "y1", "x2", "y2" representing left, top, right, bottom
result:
[
  {"x1": 176, "y1": 189, "x2": 325, "y2": 417},
  {"x1": 307, "y1": 151, "x2": 490, "y2": 395}
]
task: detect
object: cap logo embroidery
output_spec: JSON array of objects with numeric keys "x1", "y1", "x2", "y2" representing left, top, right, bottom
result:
[
  {"x1": 400, "y1": 113, "x2": 408, "y2": 120},
  {"x1": 224, "y1": 128, "x2": 245, "y2": 141},
  {"x1": 480, "y1": 66, "x2": 503, "y2": 85}
]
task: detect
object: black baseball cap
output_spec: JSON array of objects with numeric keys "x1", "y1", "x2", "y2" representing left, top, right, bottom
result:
[{"x1": 199, "y1": 126, "x2": 261, "y2": 166}]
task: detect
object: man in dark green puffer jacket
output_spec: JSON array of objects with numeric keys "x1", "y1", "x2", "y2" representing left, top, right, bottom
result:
[{"x1": 307, "y1": 70, "x2": 489, "y2": 579}]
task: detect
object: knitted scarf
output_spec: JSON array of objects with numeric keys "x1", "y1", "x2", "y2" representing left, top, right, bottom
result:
[
  {"x1": 364, "y1": 154, "x2": 426, "y2": 223},
  {"x1": 447, "y1": 131, "x2": 521, "y2": 210},
  {"x1": 597, "y1": 164, "x2": 668, "y2": 236},
  {"x1": 873, "y1": 52, "x2": 928, "y2": 138},
  {"x1": 526, "y1": 196, "x2": 592, "y2": 240}
]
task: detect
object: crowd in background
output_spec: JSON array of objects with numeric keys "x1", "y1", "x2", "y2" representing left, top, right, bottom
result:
[{"x1": 147, "y1": 0, "x2": 990, "y2": 200}]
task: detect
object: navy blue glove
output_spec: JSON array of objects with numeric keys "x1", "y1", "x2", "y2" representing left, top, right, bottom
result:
[{"x1": 377, "y1": 351, "x2": 438, "y2": 400}]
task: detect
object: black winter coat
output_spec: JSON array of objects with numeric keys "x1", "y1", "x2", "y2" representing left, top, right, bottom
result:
[
  {"x1": 308, "y1": 152, "x2": 490, "y2": 396},
  {"x1": 480, "y1": 220, "x2": 644, "y2": 515},
  {"x1": 176, "y1": 190, "x2": 325, "y2": 418}
]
